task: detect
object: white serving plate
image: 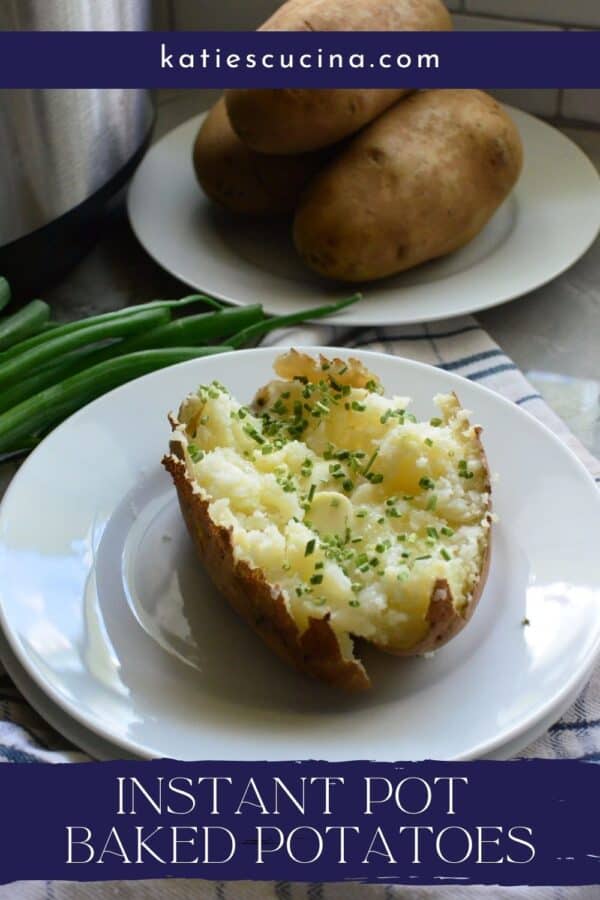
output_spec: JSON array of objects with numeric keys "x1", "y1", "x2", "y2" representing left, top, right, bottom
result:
[
  {"x1": 128, "y1": 108, "x2": 600, "y2": 327},
  {"x1": 1, "y1": 348, "x2": 599, "y2": 760}
]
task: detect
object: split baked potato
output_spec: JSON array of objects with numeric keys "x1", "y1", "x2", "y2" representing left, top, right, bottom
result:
[{"x1": 163, "y1": 352, "x2": 492, "y2": 691}]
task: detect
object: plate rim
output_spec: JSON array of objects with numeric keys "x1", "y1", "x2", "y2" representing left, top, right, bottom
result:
[
  {"x1": 1, "y1": 347, "x2": 599, "y2": 761},
  {"x1": 127, "y1": 106, "x2": 600, "y2": 327}
]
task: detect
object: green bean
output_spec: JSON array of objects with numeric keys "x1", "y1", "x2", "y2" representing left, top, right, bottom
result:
[
  {"x1": 0, "y1": 307, "x2": 171, "y2": 391},
  {"x1": 0, "y1": 306, "x2": 261, "y2": 411},
  {"x1": 0, "y1": 344, "x2": 228, "y2": 415},
  {"x1": 227, "y1": 293, "x2": 362, "y2": 349},
  {"x1": 0, "y1": 277, "x2": 11, "y2": 313},
  {"x1": 0, "y1": 300, "x2": 51, "y2": 351},
  {"x1": 0, "y1": 346, "x2": 232, "y2": 454},
  {"x1": 0, "y1": 293, "x2": 222, "y2": 362},
  {"x1": 108, "y1": 305, "x2": 264, "y2": 354}
]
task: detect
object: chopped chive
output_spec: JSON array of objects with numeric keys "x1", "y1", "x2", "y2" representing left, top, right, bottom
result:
[
  {"x1": 243, "y1": 424, "x2": 265, "y2": 444},
  {"x1": 310, "y1": 574, "x2": 323, "y2": 585},
  {"x1": 307, "y1": 484, "x2": 316, "y2": 503},
  {"x1": 427, "y1": 527, "x2": 439, "y2": 539},
  {"x1": 415, "y1": 555, "x2": 432, "y2": 562},
  {"x1": 351, "y1": 401, "x2": 366, "y2": 412},
  {"x1": 362, "y1": 449, "x2": 379, "y2": 477},
  {"x1": 355, "y1": 509, "x2": 368, "y2": 518},
  {"x1": 419, "y1": 476, "x2": 435, "y2": 490},
  {"x1": 441, "y1": 549, "x2": 452, "y2": 561},
  {"x1": 367, "y1": 473, "x2": 384, "y2": 485},
  {"x1": 188, "y1": 444, "x2": 204, "y2": 463},
  {"x1": 430, "y1": 417, "x2": 443, "y2": 427},
  {"x1": 304, "y1": 539, "x2": 316, "y2": 557},
  {"x1": 427, "y1": 495, "x2": 438, "y2": 511},
  {"x1": 441, "y1": 526, "x2": 454, "y2": 537},
  {"x1": 425, "y1": 438, "x2": 434, "y2": 447},
  {"x1": 342, "y1": 479, "x2": 354, "y2": 492}
]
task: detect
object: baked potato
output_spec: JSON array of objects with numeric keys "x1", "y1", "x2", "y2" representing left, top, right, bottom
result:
[
  {"x1": 225, "y1": 0, "x2": 452, "y2": 154},
  {"x1": 293, "y1": 90, "x2": 524, "y2": 282},
  {"x1": 163, "y1": 351, "x2": 492, "y2": 691},
  {"x1": 193, "y1": 99, "x2": 332, "y2": 216}
]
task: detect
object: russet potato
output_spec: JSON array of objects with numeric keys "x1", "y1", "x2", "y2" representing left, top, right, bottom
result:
[
  {"x1": 225, "y1": 0, "x2": 452, "y2": 154},
  {"x1": 193, "y1": 98, "x2": 331, "y2": 216},
  {"x1": 293, "y1": 90, "x2": 524, "y2": 282}
]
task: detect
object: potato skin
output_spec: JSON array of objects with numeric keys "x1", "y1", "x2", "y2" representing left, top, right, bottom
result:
[
  {"x1": 225, "y1": 0, "x2": 452, "y2": 154},
  {"x1": 193, "y1": 99, "x2": 331, "y2": 216},
  {"x1": 293, "y1": 90, "x2": 524, "y2": 282}
]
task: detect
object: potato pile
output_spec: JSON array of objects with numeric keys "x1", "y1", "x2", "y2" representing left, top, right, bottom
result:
[{"x1": 193, "y1": 0, "x2": 523, "y2": 284}]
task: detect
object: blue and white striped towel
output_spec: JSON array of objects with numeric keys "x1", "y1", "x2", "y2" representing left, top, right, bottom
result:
[{"x1": 1, "y1": 315, "x2": 599, "y2": 899}]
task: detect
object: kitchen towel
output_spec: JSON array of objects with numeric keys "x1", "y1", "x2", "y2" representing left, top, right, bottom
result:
[{"x1": 1, "y1": 314, "x2": 599, "y2": 899}]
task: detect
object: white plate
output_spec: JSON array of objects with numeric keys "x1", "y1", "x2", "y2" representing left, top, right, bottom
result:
[
  {"x1": 0, "y1": 624, "x2": 582, "y2": 763},
  {"x1": 128, "y1": 108, "x2": 600, "y2": 327},
  {"x1": 1, "y1": 348, "x2": 599, "y2": 761}
]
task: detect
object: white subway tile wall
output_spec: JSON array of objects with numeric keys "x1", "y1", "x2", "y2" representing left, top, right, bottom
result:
[
  {"x1": 453, "y1": 12, "x2": 561, "y2": 117},
  {"x1": 562, "y1": 90, "x2": 600, "y2": 124},
  {"x1": 464, "y1": 1, "x2": 600, "y2": 29},
  {"x1": 160, "y1": 1, "x2": 599, "y2": 124}
]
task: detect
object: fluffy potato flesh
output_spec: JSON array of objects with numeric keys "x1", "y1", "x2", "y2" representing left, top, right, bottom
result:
[{"x1": 165, "y1": 352, "x2": 491, "y2": 687}]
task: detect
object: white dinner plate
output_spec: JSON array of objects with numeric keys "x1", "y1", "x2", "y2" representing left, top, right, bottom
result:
[
  {"x1": 0, "y1": 624, "x2": 583, "y2": 763},
  {"x1": 1, "y1": 348, "x2": 599, "y2": 761},
  {"x1": 128, "y1": 108, "x2": 600, "y2": 327}
]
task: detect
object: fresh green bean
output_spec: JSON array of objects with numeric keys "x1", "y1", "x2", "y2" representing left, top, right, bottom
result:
[
  {"x1": 0, "y1": 277, "x2": 11, "y2": 313},
  {"x1": 0, "y1": 344, "x2": 229, "y2": 415},
  {"x1": 0, "y1": 300, "x2": 51, "y2": 351},
  {"x1": 0, "y1": 307, "x2": 171, "y2": 391},
  {"x1": 0, "y1": 306, "x2": 261, "y2": 411},
  {"x1": 108, "y1": 305, "x2": 264, "y2": 355},
  {"x1": 0, "y1": 293, "x2": 223, "y2": 362},
  {"x1": 0, "y1": 346, "x2": 232, "y2": 453},
  {"x1": 227, "y1": 293, "x2": 362, "y2": 349}
]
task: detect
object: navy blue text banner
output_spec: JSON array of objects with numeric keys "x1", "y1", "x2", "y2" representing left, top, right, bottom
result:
[
  {"x1": 0, "y1": 31, "x2": 598, "y2": 88},
  {"x1": 1, "y1": 759, "x2": 599, "y2": 885}
]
